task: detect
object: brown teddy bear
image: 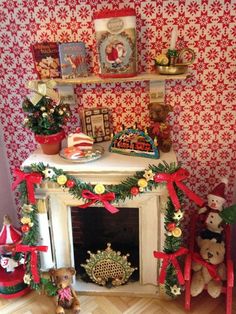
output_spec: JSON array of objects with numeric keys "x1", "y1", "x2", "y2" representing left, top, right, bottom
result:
[
  {"x1": 49, "y1": 267, "x2": 80, "y2": 314},
  {"x1": 147, "y1": 102, "x2": 172, "y2": 152},
  {"x1": 190, "y1": 238, "x2": 226, "y2": 298}
]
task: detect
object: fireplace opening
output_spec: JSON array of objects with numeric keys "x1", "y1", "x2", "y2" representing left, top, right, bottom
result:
[{"x1": 71, "y1": 206, "x2": 139, "y2": 285}]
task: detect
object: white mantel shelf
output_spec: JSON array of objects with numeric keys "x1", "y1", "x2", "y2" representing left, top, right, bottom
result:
[
  {"x1": 22, "y1": 142, "x2": 177, "y2": 184},
  {"x1": 32, "y1": 72, "x2": 187, "y2": 86}
]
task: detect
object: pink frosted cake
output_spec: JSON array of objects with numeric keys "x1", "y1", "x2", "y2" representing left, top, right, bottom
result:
[{"x1": 67, "y1": 132, "x2": 94, "y2": 150}]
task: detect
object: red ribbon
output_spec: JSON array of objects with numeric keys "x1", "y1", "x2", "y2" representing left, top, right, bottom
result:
[
  {"x1": 12, "y1": 169, "x2": 42, "y2": 204},
  {"x1": 79, "y1": 190, "x2": 119, "y2": 214},
  {"x1": 15, "y1": 244, "x2": 48, "y2": 283},
  {"x1": 191, "y1": 251, "x2": 220, "y2": 281},
  {"x1": 153, "y1": 247, "x2": 188, "y2": 285},
  {"x1": 154, "y1": 168, "x2": 204, "y2": 210},
  {"x1": 58, "y1": 286, "x2": 73, "y2": 302}
]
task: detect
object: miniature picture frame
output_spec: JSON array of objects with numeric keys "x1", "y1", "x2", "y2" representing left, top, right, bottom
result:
[{"x1": 79, "y1": 107, "x2": 112, "y2": 143}]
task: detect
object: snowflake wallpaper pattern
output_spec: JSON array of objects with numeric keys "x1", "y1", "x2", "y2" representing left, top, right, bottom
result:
[{"x1": 0, "y1": 0, "x2": 235, "y2": 205}]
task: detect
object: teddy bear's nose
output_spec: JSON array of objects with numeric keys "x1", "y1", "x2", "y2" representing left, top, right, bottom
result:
[{"x1": 208, "y1": 252, "x2": 213, "y2": 258}]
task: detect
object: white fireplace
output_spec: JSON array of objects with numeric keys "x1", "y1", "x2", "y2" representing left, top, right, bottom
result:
[{"x1": 22, "y1": 142, "x2": 176, "y2": 295}]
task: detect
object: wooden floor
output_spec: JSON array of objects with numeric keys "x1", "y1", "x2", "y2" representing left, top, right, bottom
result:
[{"x1": 0, "y1": 289, "x2": 235, "y2": 314}]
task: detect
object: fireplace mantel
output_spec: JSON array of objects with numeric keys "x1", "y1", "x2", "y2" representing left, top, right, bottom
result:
[
  {"x1": 22, "y1": 143, "x2": 177, "y2": 296},
  {"x1": 22, "y1": 142, "x2": 177, "y2": 183}
]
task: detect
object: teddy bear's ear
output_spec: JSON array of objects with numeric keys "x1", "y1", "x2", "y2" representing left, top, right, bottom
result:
[
  {"x1": 68, "y1": 267, "x2": 76, "y2": 276},
  {"x1": 49, "y1": 268, "x2": 56, "y2": 276}
]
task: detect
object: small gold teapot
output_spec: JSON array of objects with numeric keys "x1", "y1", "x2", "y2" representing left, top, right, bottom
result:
[{"x1": 157, "y1": 48, "x2": 196, "y2": 75}]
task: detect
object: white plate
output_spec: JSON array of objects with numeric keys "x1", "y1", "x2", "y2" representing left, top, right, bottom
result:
[{"x1": 59, "y1": 145, "x2": 104, "y2": 163}]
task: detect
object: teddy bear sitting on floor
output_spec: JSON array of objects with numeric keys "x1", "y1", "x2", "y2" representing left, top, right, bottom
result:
[
  {"x1": 147, "y1": 102, "x2": 172, "y2": 152},
  {"x1": 49, "y1": 267, "x2": 80, "y2": 314},
  {"x1": 190, "y1": 238, "x2": 226, "y2": 298}
]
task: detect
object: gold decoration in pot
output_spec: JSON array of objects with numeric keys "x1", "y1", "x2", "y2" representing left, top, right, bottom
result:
[{"x1": 154, "y1": 48, "x2": 196, "y2": 75}]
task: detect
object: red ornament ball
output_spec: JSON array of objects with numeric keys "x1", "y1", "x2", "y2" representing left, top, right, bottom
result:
[
  {"x1": 21, "y1": 224, "x2": 30, "y2": 233},
  {"x1": 167, "y1": 222, "x2": 176, "y2": 232},
  {"x1": 66, "y1": 179, "x2": 75, "y2": 188},
  {"x1": 130, "y1": 186, "x2": 139, "y2": 196}
]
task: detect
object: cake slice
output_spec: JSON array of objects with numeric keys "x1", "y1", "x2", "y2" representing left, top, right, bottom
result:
[{"x1": 67, "y1": 132, "x2": 94, "y2": 150}]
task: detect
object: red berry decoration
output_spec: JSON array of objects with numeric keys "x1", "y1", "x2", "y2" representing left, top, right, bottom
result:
[
  {"x1": 130, "y1": 186, "x2": 139, "y2": 196},
  {"x1": 167, "y1": 222, "x2": 176, "y2": 232},
  {"x1": 66, "y1": 179, "x2": 75, "y2": 188},
  {"x1": 21, "y1": 224, "x2": 30, "y2": 233}
]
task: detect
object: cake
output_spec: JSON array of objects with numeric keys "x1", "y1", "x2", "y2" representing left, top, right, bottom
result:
[{"x1": 67, "y1": 132, "x2": 94, "y2": 150}]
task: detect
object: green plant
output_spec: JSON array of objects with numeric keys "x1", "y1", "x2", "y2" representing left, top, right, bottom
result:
[{"x1": 22, "y1": 96, "x2": 71, "y2": 135}]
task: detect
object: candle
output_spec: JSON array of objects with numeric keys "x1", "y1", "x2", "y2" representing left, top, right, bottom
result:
[{"x1": 170, "y1": 26, "x2": 177, "y2": 50}]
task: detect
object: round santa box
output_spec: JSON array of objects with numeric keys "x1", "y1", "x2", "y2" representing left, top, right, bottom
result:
[
  {"x1": 0, "y1": 215, "x2": 22, "y2": 253},
  {"x1": 0, "y1": 265, "x2": 31, "y2": 299},
  {"x1": 94, "y1": 8, "x2": 137, "y2": 78},
  {"x1": 0, "y1": 215, "x2": 30, "y2": 298}
]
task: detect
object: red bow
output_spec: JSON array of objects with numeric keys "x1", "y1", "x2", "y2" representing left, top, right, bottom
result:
[
  {"x1": 79, "y1": 190, "x2": 119, "y2": 214},
  {"x1": 153, "y1": 247, "x2": 188, "y2": 285},
  {"x1": 154, "y1": 168, "x2": 204, "y2": 210},
  {"x1": 152, "y1": 123, "x2": 161, "y2": 135},
  {"x1": 15, "y1": 244, "x2": 48, "y2": 283},
  {"x1": 58, "y1": 286, "x2": 73, "y2": 301},
  {"x1": 12, "y1": 169, "x2": 42, "y2": 204},
  {"x1": 191, "y1": 252, "x2": 220, "y2": 281}
]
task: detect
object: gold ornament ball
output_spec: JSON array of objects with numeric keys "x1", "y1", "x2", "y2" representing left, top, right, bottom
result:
[
  {"x1": 155, "y1": 54, "x2": 169, "y2": 65},
  {"x1": 138, "y1": 178, "x2": 148, "y2": 188},
  {"x1": 57, "y1": 174, "x2": 68, "y2": 185},
  {"x1": 172, "y1": 227, "x2": 182, "y2": 238},
  {"x1": 94, "y1": 183, "x2": 105, "y2": 194}
]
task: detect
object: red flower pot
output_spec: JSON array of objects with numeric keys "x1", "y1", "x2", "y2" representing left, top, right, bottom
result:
[{"x1": 35, "y1": 130, "x2": 65, "y2": 155}]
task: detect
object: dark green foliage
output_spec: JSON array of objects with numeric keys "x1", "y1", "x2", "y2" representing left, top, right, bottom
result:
[
  {"x1": 40, "y1": 278, "x2": 57, "y2": 296},
  {"x1": 220, "y1": 204, "x2": 236, "y2": 224},
  {"x1": 22, "y1": 96, "x2": 71, "y2": 135}
]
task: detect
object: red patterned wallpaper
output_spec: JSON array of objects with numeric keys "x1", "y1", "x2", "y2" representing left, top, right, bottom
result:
[{"x1": 0, "y1": 0, "x2": 235, "y2": 204}]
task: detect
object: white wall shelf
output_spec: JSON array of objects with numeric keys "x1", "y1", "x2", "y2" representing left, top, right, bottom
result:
[
  {"x1": 30, "y1": 72, "x2": 188, "y2": 103},
  {"x1": 32, "y1": 72, "x2": 187, "y2": 86}
]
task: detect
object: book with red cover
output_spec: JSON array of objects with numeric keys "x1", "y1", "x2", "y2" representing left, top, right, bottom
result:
[{"x1": 31, "y1": 42, "x2": 60, "y2": 79}]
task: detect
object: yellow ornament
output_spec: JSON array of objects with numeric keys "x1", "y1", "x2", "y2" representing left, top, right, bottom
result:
[
  {"x1": 137, "y1": 178, "x2": 148, "y2": 188},
  {"x1": 57, "y1": 174, "x2": 67, "y2": 185},
  {"x1": 172, "y1": 227, "x2": 182, "y2": 238},
  {"x1": 94, "y1": 183, "x2": 105, "y2": 194},
  {"x1": 155, "y1": 54, "x2": 169, "y2": 65},
  {"x1": 21, "y1": 217, "x2": 31, "y2": 225}
]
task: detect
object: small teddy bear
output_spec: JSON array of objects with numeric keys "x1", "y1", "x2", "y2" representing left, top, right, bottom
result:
[
  {"x1": 147, "y1": 102, "x2": 172, "y2": 152},
  {"x1": 49, "y1": 267, "x2": 80, "y2": 314},
  {"x1": 190, "y1": 238, "x2": 226, "y2": 298},
  {"x1": 198, "y1": 179, "x2": 228, "y2": 243}
]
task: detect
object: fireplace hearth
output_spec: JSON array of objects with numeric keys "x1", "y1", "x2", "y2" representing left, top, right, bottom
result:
[{"x1": 71, "y1": 206, "x2": 139, "y2": 283}]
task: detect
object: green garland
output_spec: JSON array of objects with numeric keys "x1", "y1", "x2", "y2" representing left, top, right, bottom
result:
[{"x1": 17, "y1": 161, "x2": 186, "y2": 297}]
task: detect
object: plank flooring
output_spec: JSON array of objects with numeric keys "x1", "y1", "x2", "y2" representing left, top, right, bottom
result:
[{"x1": 0, "y1": 289, "x2": 235, "y2": 314}]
